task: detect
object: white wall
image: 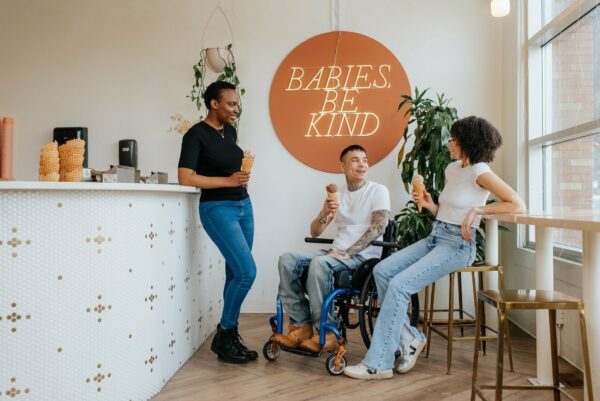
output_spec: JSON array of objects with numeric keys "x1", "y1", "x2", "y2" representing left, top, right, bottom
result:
[{"x1": 0, "y1": 0, "x2": 505, "y2": 312}]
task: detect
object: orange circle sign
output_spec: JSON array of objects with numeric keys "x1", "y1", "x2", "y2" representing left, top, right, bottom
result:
[{"x1": 269, "y1": 31, "x2": 411, "y2": 173}]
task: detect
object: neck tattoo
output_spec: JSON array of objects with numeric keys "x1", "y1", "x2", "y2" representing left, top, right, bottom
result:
[{"x1": 347, "y1": 181, "x2": 366, "y2": 192}]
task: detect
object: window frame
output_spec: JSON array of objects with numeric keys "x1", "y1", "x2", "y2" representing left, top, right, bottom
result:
[{"x1": 525, "y1": 0, "x2": 600, "y2": 260}]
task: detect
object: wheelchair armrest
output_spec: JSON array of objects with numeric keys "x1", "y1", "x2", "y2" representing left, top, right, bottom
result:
[
  {"x1": 371, "y1": 240, "x2": 401, "y2": 248},
  {"x1": 304, "y1": 237, "x2": 334, "y2": 244},
  {"x1": 305, "y1": 238, "x2": 399, "y2": 247}
]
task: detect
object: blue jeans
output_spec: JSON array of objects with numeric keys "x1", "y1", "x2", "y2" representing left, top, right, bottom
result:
[
  {"x1": 199, "y1": 197, "x2": 256, "y2": 330},
  {"x1": 362, "y1": 220, "x2": 476, "y2": 370},
  {"x1": 278, "y1": 250, "x2": 365, "y2": 330}
]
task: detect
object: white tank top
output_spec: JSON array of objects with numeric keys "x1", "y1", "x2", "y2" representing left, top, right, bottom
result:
[{"x1": 436, "y1": 161, "x2": 491, "y2": 227}]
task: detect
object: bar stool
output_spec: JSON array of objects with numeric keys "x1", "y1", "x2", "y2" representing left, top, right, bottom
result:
[
  {"x1": 424, "y1": 264, "x2": 513, "y2": 374},
  {"x1": 471, "y1": 289, "x2": 593, "y2": 401}
]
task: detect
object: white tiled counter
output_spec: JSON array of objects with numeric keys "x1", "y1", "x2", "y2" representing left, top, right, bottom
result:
[{"x1": 0, "y1": 182, "x2": 224, "y2": 400}]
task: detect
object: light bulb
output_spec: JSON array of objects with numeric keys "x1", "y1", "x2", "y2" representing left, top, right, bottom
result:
[{"x1": 491, "y1": 0, "x2": 510, "y2": 17}]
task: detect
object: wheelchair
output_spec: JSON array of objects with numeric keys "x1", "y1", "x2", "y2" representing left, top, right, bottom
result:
[{"x1": 263, "y1": 220, "x2": 420, "y2": 375}]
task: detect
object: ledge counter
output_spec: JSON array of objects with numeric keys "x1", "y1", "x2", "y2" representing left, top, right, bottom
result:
[{"x1": 0, "y1": 182, "x2": 224, "y2": 400}]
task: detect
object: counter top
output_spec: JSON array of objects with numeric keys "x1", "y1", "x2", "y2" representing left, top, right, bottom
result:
[
  {"x1": 484, "y1": 211, "x2": 600, "y2": 232},
  {"x1": 0, "y1": 181, "x2": 199, "y2": 193}
]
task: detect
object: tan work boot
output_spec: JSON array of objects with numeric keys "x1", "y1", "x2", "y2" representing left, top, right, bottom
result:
[
  {"x1": 299, "y1": 332, "x2": 338, "y2": 353},
  {"x1": 272, "y1": 323, "x2": 313, "y2": 348}
]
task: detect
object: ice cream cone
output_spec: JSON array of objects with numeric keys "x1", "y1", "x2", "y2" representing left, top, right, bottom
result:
[
  {"x1": 241, "y1": 150, "x2": 255, "y2": 173},
  {"x1": 241, "y1": 157, "x2": 254, "y2": 173},
  {"x1": 412, "y1": 174, "x2": 425, "y2": 212},
  {"x1": 326, "y1": 183, "x2": 339, "y2": 220}
]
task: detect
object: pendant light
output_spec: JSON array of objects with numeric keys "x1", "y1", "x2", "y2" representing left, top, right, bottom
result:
[{"x1": 491, "y1": 0, "x2": 510, "y2": 17}]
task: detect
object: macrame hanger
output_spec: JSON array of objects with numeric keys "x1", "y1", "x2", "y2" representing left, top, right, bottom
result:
[
  {"x1": 331, "y1": 0, "x2": 342, "y2": 68},
  {"x1": 201, "y1": 2, "x2": 235, "y2": 50}
]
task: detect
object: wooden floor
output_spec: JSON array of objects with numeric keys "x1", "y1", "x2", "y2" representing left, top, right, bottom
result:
[{"x1": 152, "y1": 313, "x2": 582, "y2": 401}]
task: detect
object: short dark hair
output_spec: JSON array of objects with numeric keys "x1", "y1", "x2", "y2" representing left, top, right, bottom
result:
[
  {"x1": 450, "y1": 116, "x2": 502, "y2": 163},
  {"x1": 340, "y1": 144, "x2": 367, "y2": 161},
  {"x1": 203, "y1": 81, "x2": 237, "y2": 110}
]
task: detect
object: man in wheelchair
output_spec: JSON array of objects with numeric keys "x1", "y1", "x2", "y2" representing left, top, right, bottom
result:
[{"x1": 273, "y1": 144, "x2": 391, "y2": 353}]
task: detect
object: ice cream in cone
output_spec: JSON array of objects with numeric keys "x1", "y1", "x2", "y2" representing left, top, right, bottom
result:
[
  {"x1": 326, "y1": 183, "x2": 339, "y2": 220},
  {"x1": 241, "y1": 150, "x2": 254, "y2": 173},
  {"x1": 412, "y1": 174, "x2": 425, "y2": 212}
]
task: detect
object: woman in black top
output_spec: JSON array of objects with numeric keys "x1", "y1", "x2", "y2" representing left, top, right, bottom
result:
[{"x1": 178, "y1": 81, "x2": 257, "y2": 364}]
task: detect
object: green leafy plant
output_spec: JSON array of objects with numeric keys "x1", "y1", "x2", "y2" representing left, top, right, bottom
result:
[
  {"x1": 188, "y1": 44, "x2": 245, "y2": 128},
  {"x1": 395, "y1": 88, "x2": 457, "y2": 250}
]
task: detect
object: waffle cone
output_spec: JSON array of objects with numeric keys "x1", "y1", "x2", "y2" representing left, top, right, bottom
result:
[
  {"x1": 413, "y1": 182, "x2": 425, "y2": 212},
  {"x1": 326, "y1": 191, "x2": 339, "y2": 220},
  {"x1": 39, "y1": 164, "x2": 60, "y2": 176},
  {"x1": 241, "y1": 157, "x2": 254, "y2": 173}
]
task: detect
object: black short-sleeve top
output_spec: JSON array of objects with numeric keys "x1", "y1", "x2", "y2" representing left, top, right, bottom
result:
[{"x1": 178, "y1": 121, "x2": 248, "y2": 202}]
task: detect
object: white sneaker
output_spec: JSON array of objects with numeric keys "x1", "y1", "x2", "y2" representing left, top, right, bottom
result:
[
  {"x1": 344, "y1": 362, "x2": 393, "y2": 380},
  {"x1": 395, "y1": 336, "x2": 426, "y2": 374}
]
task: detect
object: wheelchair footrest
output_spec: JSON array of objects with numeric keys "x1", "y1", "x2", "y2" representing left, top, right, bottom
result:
[{"x1": 278, "y1": 345, "x2": 324, "y2": 358}]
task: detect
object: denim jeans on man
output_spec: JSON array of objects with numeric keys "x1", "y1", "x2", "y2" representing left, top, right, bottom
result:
[
  {"x1": 278, "y1": 250, "x2": 366, "y2": 329},
  {"x1": 362, "y1": 220, "x2": 476, "y2": 370},
  {"x1": 200, "y1": 197, "x2": 256, "y2": 330}
]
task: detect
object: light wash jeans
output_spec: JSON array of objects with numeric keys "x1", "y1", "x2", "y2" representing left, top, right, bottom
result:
[
  {"x1": 200, "y1": 197, "x2": 256, "y2": 330},
  {"x1": 278, "y1": 250, "x2": 366, "y2": 330},
  {"x1": 362, "y1": 220, "x2": 476, "y2": 370}
]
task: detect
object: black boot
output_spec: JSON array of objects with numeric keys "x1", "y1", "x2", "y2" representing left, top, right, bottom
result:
[
  {"x1": 232, "y1": 327, "x2": 258, "y2": 361},
  {"x1": 210, "y1": 324, "x2": 249, "y2": 364}
]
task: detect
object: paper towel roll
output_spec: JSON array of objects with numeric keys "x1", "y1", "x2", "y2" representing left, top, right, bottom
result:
[{"x1": 1, "y1": 117, "x2": 14, "y2": 180}]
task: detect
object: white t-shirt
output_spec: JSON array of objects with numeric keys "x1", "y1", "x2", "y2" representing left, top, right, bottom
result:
[
  {"x1": 437, "y1": 161, "x2": 491, "y2": 227},
  {"x1": 332, "y1": 181, "x2": 391, "y2": 260}
]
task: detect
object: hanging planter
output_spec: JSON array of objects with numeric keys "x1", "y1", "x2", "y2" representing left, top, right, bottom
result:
[
  {"x1": 205, "y1": 47, "x2": 231, "y2": 73},
  {"x1": 170, "y1": 6, "x2": 245, "y2": 134}
]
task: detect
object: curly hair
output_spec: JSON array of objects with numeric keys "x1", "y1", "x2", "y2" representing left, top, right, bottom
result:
[
  {"x1": 203, "y1": 81, "x2": 237, "y2": 110},
  {"x1": 450, "y1": 116, "x2": 502, "y2": 163}
]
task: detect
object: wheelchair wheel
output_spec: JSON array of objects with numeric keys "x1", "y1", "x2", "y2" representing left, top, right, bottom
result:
[
  {"x1": 262, "y1": 340, "x2": 280, "y2": 361},
  {"x1": 358, "y1": 271, "x2": 378, "y2": 348},
  {"x1": 325, "y1": 353, "x2": 346, "y2": 375},
  {"x1": 358, "y1": 271, "x2": 420, "y2": 348}
]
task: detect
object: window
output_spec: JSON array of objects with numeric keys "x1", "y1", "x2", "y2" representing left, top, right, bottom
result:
[{"x1": 527, "y1": 0, "x2": 600, "y2": 255}]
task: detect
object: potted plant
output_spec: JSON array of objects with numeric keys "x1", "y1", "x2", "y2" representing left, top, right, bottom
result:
[{"x1": 395, "y1": 88, "x2": 457, "y2": 247}]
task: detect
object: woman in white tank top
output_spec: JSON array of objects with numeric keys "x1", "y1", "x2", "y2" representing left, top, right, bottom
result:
[{"x1": 345, "y1": 116, "x2": 525, "y2": 380}]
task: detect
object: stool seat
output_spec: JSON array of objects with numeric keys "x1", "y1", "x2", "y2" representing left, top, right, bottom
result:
[{"x1": 479, "y1": 289, "x2": 583, "y2": 310}]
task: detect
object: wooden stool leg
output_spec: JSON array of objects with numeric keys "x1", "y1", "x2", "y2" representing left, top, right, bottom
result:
[
  {"x1": 426, "y1": 282, "x2": 436, "y2": 357},
  {"x1": 497, "y1": 266, "x2": 514, "y2": 371},
  {"x1": 423, "y1": 285, "x2": 430, "y2": 338},
  {"x1": 447, "y1": 272, "x2": 455, "y2": 374},
  {"x1": 495, "y1": 306, "x2": 506, "y2": 401},
  {"x1": 471, "y1": 272, "x2": 479, "y2": 350},
  {"x1": 458, "y1": 272, "x2": 465, "y2": 337},
  {"x1": 579, "y1": 309, "x2": 594, "y2": 401},
  {"x1": 549, "y1": 310, "x2": 560, "y2": 401},
  {"x1": 479, "y1": 271, "x2": 487, "y2": 355},
  {"x1": 471, "y1": 298, "x2": 484, "y2": 401}
]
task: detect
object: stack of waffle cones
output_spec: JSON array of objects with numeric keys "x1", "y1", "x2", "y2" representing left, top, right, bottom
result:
[
  {"x1": 58, "y1": 139, "x2": 85, "y2": 182},
  {"x1": 38, "y1": 141, "x2": 60, "y2": 181}
]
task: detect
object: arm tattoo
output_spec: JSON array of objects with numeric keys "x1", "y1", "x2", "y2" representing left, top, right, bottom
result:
[{"x1": 345, "y1": 209, "x2": 390, "y2": 256}]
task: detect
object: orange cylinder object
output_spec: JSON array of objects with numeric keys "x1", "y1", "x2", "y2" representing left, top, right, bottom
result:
[{"x1": 1, "y1": 117, "x2": 14, "y2": 180}]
